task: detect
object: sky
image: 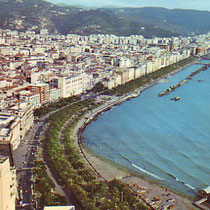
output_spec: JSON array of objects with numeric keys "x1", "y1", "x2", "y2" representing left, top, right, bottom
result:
[{"x1": 49, "y1": 0, "x2": 210, "y2": 11}]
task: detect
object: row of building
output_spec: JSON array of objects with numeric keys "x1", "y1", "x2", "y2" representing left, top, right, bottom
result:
[
  {"x1": 0, "y1": 29, "x2": 209, "y2": 210},
  {"x1": 0, "y1": 30, "x2": 209, "y2": 151}
]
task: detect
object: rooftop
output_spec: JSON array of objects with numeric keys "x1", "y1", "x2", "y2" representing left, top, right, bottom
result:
[
  {"x1": 0, "y1": 128, "x2": 10, "y2": 136},
  {"x1": 0, "y1": 143, "x2": 14, "y2": 166},
  {"x1": 0, "y1": 154, "x2": 9, "y2": 163}
]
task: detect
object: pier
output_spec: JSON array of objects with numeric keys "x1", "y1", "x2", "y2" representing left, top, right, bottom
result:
[
  {"x1": 195, "y1": 62, "x2": 210, "y2": 66},
  {"x1": 158, "y1": 63, "x2": 210, "y2": 97},
  {"x1": 194, "y1": 186, "x2": 210, "y2": 210},
  {"x1": 194, "y1": 198, "x2": 208, "y2": 210}
]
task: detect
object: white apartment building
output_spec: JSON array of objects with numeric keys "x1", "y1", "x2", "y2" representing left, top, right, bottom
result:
[
  {"x1": 51, "y1": 74, "x2": 87, "y2": 98},
  {"x1": 119, "y1": 57, "x2": 132, "y2": 68},
  {"x1": 114, "y1": 74, "x2": 122, "y2": 86},
  {"x1": 134, "y1": 67, "x2": 142, "y2": 79},
  {"x1": 19, "y1": 91, "x2": 41, "y2": 109},
  {"x1": 49, "y1": 87, "x2": 61, "y2": 102},
  {"x1": 146, "y1": 61, "x2": 153, "y2": 74}
]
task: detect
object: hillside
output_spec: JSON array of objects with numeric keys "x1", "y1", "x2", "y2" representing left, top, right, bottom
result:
[
  {"x1": 0, "y1": 0, "x2": 209, "y2": 37},
  {"x1": 0, "y1": 0, "x2": 81, "y2": 33},
  {"x1": 51, "y1": 9, "x2": 178, "y2": 37},
  {"x1": 101, "y1": 7, "x2": 210, "y2": 35}
]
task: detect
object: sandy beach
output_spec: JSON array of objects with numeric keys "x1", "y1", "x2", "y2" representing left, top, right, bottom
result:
[{"x1": 72, "y1": 61, "x2": 202, "y2": 210}]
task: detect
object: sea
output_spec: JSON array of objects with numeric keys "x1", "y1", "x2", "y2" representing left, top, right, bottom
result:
[{"x1": 82, "y1": 60, "x2": 210, "y2": 196}]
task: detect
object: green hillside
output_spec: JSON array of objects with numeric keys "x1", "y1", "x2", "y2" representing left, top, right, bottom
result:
[{"x1": 0, "y1": 0, "x2": 209, "y2": 37}]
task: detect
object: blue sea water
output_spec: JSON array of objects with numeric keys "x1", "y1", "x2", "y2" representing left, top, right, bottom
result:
[{"x1": 82, "y1": 61, "x2": 210, "y2": 195}]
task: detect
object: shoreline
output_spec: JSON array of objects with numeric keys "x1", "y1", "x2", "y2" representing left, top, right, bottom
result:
[{"x1": 73, "y1": 58, "x2": 202, "y2": 209}]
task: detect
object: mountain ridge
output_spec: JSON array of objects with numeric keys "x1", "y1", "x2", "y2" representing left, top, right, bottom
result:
[
  {"x1": 101, "y1": 7, "x2": 210, "y2": 35},
  {"x1": 0, "y1": 0, "x2": 209, "y2": 37}
]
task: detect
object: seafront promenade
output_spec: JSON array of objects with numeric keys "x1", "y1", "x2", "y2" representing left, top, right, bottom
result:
[
  {"x1": 36, "y1": 55, "x2": 208, "y2": 209},
  {"x1": 72, "y1": 59, "x2": 207, "y2": 209}
]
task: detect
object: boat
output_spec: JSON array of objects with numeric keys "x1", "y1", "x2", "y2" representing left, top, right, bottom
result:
[
  {"x1": 158, "y1": 92, "x2": 165, "y2": 97},
  {"x1": 132, "y1": 92, "x2": 140, "y2": 98},
  {"x1": 171, "y1": 97, "x2": 180, "y2": 101}
]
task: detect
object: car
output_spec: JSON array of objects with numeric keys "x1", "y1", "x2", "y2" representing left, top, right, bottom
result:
[{"x1": 21, "y1": 203, "x2": 30, "y2": 207}]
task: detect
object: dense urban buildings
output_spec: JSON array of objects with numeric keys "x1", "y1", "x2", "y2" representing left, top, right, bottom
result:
[
  {"x1": 0, "y1": 28, "x2": 209, "y2": 209},
  {"x1": 0, "y1": 30, "x2": 209, "y2": 114}
]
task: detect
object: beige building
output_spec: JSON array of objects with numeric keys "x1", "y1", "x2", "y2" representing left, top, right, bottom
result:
[
  {"x1": 0, "y1": 114, "x2": 20, "y2": 150},
  {"x1": 120, "y1": 70, "x2": 129, "y2": 85},
  {"x1": 134, "y1": 67, "x2": 141, "y2": 79},
  {"x1": 114, "y1": 74, "x2": 122, "y2": 86},
  {"x1": 2, "y1": 102, "x2": 34, "y2": 139},
  {"x1": 128, "y1": 68, "x2": 135, "y2": 81},
  {"x1": 0, "y1": 144, "x2": 17, "y2": 210},
  {"x1": 104, "y1": 77, "x2": 115, "y2": 89},
  {"x1": 28, "y1": 83, "x2": 50, "y2": 104},
  {"x1": 51, "y1": 74, "x2": 86, "y2": 98}
]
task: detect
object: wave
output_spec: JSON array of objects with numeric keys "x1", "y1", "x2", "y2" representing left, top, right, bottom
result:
[
  {"x1": 82, "y1": 137, "x2": 98, "y2": 146},
  {"x1": 184, "y1": 183, "x2": 196, "y2": 191},
  {"x1": 167, "y1": 172, "x2": 177, "y2": 179},
  {"x1": 132, "y1": 163, "x2": 164, "y2": 181},
  {"x1": 119, "y1": 155, "x2": 132, "y2": 164},
  {"x1": 119, "y1": 154, "x2": 164, "y2": 181},
  {"x1": 122, "y1": 156, "x2": 196, "y2": 191},
  {"x1": 175, "y1": 177, "x2": 184, "y2": 184},
  {"x1": 166, "y1": 172, "x2": 196, "y2": 191}
]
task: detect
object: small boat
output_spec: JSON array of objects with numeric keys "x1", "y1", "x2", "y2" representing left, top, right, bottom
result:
[
  {"x1": 198, "y1": 79, "x2": 204, "y2": 82},
  {"x1": 158, "y1": 92, "x2": 165, "y2": 97},
  {"x1": 171, "y1": 97, "x2": 180, "y2": 101},
  {"x1": 132, "y1": 92, "x2": 140, "y2": 98}
]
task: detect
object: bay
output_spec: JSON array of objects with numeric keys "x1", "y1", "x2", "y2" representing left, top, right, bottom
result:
[{"x1": 82, "y1": 61, "x2": 210, "y2": 195}]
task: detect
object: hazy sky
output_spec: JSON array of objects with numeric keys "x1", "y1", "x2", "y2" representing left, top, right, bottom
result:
[{"x1": 49, "y1": 0, "x2": 210, "y2": 11}]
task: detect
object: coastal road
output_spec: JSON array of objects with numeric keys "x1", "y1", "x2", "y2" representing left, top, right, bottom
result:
[
  {"x1": 13, "y1": 91, "x2": 141, "y2": 209},
  {"x1": 14, "y1": 120, "x2": 46, "y2": 209}
]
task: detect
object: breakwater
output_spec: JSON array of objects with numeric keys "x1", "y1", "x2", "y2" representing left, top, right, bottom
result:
[{"x1": 158, "y1": 63, "x2": 209, "y2": 97}]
